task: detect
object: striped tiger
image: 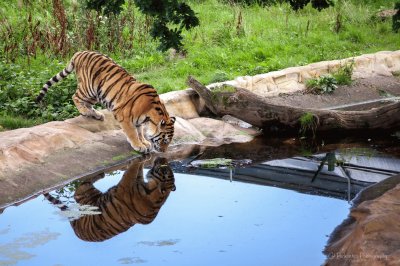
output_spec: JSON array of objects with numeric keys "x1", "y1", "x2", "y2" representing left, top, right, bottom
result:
[
  {"x1": 36, "y1": 51, "x2": 175, "y2": 153},
  {"x1": 44, "y1": 156, "x2": 175, "y2": 242}
]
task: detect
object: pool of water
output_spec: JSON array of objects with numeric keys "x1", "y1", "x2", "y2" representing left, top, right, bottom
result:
[
  {"x1": 0, "y1": 157, "x2": 351, "y2": 266},
  {"x1": 1, "y1": 132, "x2": 399, "y2": 266}
]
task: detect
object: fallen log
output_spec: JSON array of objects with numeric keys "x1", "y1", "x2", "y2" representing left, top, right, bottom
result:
[{"x1": 187, "y1": 76, "x2": 400, "y2": 132}]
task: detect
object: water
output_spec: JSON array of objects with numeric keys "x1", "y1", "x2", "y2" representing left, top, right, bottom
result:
[
  {"x1": 1, "y1": 132, "x2": 399, "y2": 266},
  {"x1": 0, "y1": 158, "x2": 350, "y2": 266}
]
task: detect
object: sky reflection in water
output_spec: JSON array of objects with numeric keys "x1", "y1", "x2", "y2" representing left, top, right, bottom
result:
[{"x1": 0, "y1": 165, "x2": 349, "y2": 266}]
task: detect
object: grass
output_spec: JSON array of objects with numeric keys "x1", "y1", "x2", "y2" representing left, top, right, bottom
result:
[
  {"x1": 1, "y1": 0, "x2": 400, "y2": 128},
  {"x1": 132, "y1": 0, "x2": 400, "y2": 92},
  {"x1": 332, "y1": 61, "x2": 354, "y2": 85},
  {"x1": 0, "y1": 113, "x2": 45, "y2": 130},
  {"x1": 299, "y1": 112, "x2": 317, "y2": 137}
]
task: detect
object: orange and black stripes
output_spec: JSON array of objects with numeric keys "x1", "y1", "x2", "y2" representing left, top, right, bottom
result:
[
  {"x1": 44, "y1": 157, "x2": 175, "y2": 242},
  {"x1": 36, "y1": 51, "x2": 175, "y2": 153}
]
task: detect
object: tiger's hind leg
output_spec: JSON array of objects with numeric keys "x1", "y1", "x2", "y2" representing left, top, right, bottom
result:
[{"x1": 72, "y1": 92, "x2": 105, "y2": 121}]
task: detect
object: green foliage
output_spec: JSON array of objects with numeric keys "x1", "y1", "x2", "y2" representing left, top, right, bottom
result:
[
  {"x1": 210, "y1": 71, "x2": 230, "y2": 83},
  {"x1": 0, "y1": 58, "x2": 79, "y2": 122},
  {"x1": 84, "y1": 0, "x2": 126, "y2": 15},
  {"x1": 393, "y1": 2, "x2": 400, "y2": 32},
  {"x1": 0, "y1": 113, "x2": 44, "y2": 130},
  {"x1": 306, "y1": 75, "x2": 338, "y2": 94},
  {"x1": 305, "y1": 62, "x2": 353, "y2": 94},
  {"x1": 299, "y1": 112, "x2": 317, "y2": 137},
  {"x1": 135, "y1": 0, "x2": 200, "y2": 51},
  {"x1": 332, "y1": 61, "x2": 354, "y2": 85}
]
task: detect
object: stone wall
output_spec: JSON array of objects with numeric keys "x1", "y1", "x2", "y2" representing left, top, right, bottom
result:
[{"x1": 161, "y1": 50, "x2": 400, "y2": 113}]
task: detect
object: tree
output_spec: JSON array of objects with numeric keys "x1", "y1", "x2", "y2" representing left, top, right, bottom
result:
[
  {"x1": 393, "y1": 2, "x2": 400, "y2": 33},
  {"x1": 83, "y1": 0, "x2": 199, "y2": 52},
  {"x1": 288, "y1": 0, "x2": 333, "y2": 11},
  {"x1": 84, "y1": 0, "x2": 126, "y2": 15},
  {"x1": 135, "y1": 0, "x2": 199, "y2": 52}
]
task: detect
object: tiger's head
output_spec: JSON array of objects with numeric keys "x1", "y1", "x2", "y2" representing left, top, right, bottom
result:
[
  {"x1": 146, "y1": 116, "x2": 176, "y2": 153},
  {"x1": 145, "y1": 157, "x2": 176, "y2": 196}
]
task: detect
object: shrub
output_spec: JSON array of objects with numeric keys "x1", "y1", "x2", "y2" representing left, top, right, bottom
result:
[
  {"x1": 306, "y1": 75, "x2": 338, "y2": 94},
  {"x1": 299, "y1": 112, "x2": 318, "y2": 137},
  {"x1": 332, "y1": 61, "x2": 354, "y2": 85}
]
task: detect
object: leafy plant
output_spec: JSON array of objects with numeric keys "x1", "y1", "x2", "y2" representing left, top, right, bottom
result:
[
  {"x1": 306, "y1": 75, "x2": 338, "y2": 94},
  {"x1": 210, "y1": 71, "x2": 230, "y2": 83},
  {"x1": 332, "y1": 61, "x2": 354, "y2": 85},
  {"x1": 299, "y1": 112, "x2": 318, "y2": 137}
]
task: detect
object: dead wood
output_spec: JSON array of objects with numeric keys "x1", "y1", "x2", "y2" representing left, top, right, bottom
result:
[{"x1": 187, "y1": 76, "x2": 400, "y2": 131}]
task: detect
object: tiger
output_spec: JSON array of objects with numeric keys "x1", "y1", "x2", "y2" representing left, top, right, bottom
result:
[
  {"x1": 36, "y1": 51, "x2": 175, "y2": 153},
  {"x1": 44, "y1": 156, "x2": 175, "y2": 242}
]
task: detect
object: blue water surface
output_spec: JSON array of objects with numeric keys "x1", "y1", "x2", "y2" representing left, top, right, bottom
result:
[{"x1": 0, "y1": 170, "x2": 349, "y2": 266}]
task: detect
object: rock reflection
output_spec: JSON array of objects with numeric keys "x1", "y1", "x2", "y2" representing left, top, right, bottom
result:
[{"x1": 45, "y1": 156, "x2": 175, "y2": 242}]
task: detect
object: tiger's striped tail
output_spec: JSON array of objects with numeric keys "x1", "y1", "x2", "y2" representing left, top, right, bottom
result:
[{"x1": 35, "y1": 60, "x2": 74, "y2": 103}]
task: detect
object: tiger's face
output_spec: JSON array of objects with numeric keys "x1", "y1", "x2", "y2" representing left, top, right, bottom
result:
[
  {"x1": 147, "y1": 117, "x2": 176, "y2": 152},
  {"x1": 146, "y1": 157, "x2": 176, "y2": 197}
]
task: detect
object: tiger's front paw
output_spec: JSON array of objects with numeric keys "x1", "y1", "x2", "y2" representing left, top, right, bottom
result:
[
  {"x1": 130, "y1": 142, "x2": 151, "y2": 154},
  {"x1": 142, "y1": 139, "x2": 152, "y2": 151},
  {"x1": 93, "y1": 111, "x2": 105, "y2": 121}
]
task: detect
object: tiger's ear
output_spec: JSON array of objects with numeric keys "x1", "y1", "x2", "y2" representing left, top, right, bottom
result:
[{"x1": 170, "y1": 117, "x2": 176, "y2": 124}]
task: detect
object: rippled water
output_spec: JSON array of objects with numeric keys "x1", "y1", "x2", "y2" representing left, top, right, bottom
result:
[{"x1": 0, "y1": 158, "x2": 350, "y2": 266}]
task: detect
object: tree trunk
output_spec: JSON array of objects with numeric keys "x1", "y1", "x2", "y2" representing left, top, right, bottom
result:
[{"x1": 187, "y1": 76, "x2": 400, "y2": 131}]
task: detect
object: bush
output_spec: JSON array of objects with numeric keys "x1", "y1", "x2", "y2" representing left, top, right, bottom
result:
[
  {"x1": 306, "y1": 75, "x2": 338, "y2": 94},
  {"x1": 0, "y1": 58, "x2": 79, "y2": 122},
  {"x1": 332, "y1": 61, "x2": 354, "y2": 85}
]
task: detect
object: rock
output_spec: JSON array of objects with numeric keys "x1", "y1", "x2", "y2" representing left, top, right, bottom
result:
[
  {"x1": 222, "y1": 115, "x2": 253, "y2": 128},
  {"x1": 65, "y1": 110, "x2": 120, "y2": 132},
  {"x1": 0, "y1": 121, "x2": 103, "y2": 176},
  {"x1": 187, "y1": 117, "x2": 259, "y2": 145},
  {"x1": 324, "y1": 175, "x2": 400, "y2": 266},
  {"x1": 171, "y1": 117, "x2": 206, "y2": 145},
  {"x1": 206, "y1": 50, "x2": 400, "y2": 97},
  {"x1": 160, "y1": 89, "x2": 207, "y2": 119}
]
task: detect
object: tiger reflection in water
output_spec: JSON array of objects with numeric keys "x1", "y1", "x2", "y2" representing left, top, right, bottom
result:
[{"x1": 44, "y1": 156, "x2": 175, "y2": 242}]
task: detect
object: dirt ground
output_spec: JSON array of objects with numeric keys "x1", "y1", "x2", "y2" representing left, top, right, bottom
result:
[{"x1": 266, "y1": 76, "x2": 400, "y2": 110}]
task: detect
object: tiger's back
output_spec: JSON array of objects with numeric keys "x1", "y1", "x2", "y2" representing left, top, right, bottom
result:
[{"x1": 37, "y1": 51, "x2": 175, "y2": 153}]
